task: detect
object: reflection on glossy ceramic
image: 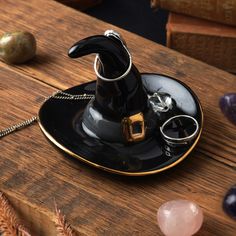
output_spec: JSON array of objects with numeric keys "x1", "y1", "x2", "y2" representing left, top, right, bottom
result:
[{"x1": 38, "y1": 74, "x2": 203, "y2": 176}]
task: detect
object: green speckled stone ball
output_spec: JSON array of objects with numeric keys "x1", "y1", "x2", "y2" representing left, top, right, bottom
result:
[{"x1": 0, "y1": 31, "x2": 36, "y2": 64}]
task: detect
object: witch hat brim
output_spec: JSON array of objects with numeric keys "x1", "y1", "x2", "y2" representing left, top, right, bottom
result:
[{"x1": 38, "y1": 74, "x2": 203, "y2": 176}]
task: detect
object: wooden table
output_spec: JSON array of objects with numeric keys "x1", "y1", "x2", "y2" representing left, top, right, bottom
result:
[{"x1": 0, "y1": 0, "x2": 235, "y2": 235}]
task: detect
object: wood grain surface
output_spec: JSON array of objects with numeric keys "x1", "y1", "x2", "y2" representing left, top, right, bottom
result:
[{"x1": 0, "y1": 0, "x2": 235, "y2": 235}]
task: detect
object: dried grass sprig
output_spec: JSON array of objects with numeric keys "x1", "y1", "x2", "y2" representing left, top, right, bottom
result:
[
  {"x1": 54, "y1": 202, "x2": 76, "y2": 236},
  {"x1": 0, "y1": 191, "x2": 31, "y2": 236}
]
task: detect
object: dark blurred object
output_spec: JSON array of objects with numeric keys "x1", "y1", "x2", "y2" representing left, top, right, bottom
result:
[
  {"x1": 167, "y1": 13, "x2": 236, "y2": 73},
  {"x1": 219, "y1": 93, "x2": 236, "y2": 126},
  {"x1": 56, "y1": 0, "x2": 102, "y2": 11},
  {"x1": 223, "y1": 185, "x2": 236, "y2": 220},
  {"x1": 85, "y1": 0, "x2": 168, "y2": 45}
]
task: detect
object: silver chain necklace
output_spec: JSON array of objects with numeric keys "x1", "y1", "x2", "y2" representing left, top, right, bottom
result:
[{"x1": 0, "y1": 90, "x2": 94, "y2": 139}]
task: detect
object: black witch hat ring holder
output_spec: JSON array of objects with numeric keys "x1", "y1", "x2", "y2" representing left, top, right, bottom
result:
[{"x1": 38, "y1": 30, "x2": 203, "y2": 176}]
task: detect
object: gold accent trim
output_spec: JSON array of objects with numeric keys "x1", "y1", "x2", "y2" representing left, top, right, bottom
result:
[
  {"x1": 122, "y1": 112, "x2": 145, "y2": 142},
  {"x1": 38, "y1": 105, "x2": 203, "y2": 176}
]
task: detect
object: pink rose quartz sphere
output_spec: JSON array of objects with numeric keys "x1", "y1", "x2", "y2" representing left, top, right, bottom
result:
[{"x1": 157, "y1": 200, "x2": 203, "y2": 236}]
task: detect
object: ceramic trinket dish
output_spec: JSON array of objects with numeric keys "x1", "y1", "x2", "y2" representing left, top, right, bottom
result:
[{"x1": 38, "y1": 30, "x2": 203, "y2": 176}]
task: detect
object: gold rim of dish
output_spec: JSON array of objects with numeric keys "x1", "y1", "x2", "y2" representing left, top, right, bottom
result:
[{"x1": 38, "y1": 106, "x2": 203, "y2": 176}]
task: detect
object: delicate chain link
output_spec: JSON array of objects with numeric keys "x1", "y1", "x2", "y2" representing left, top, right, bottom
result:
[
  {"x1": 47, "y1": 90, "x2": 94, "y2": 100},
  {"x1": 0, "y1": 116, "x2": 38, "y2": 138},
  {"x1": 0, "y1": 90, "x2": 94, "y2": 139}
]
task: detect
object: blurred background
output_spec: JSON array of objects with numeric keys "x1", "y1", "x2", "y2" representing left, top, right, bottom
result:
[
  {"x1": 57, "y1": 0, "x2": 169, "y2": 45},
  {"x1": 57, "y1": 0, "x2": 236, "y2": 74},
  {"x1": 85, "y1": 0, "x2": 168, "y2": 45}
]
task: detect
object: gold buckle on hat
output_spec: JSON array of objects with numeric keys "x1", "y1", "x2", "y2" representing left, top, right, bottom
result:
[{"x1": 122, "y1": 112, "x2": 145, "y2": 142}]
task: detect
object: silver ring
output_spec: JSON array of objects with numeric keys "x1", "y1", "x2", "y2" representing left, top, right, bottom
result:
[
  {"x1": 104, "y1": 30, "x2": 126, "y2": 45},
  {"x1": 160, "y1": 115, "x2": 199, "y2": 147},
  {"x1": 93, "y1": 31, "x2": 132, "y2": 82}
]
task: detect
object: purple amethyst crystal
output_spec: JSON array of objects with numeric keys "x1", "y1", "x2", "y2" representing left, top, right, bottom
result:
[
  {"x1": 219, "y1": 93, "x2": 236, "y2": 126},
  {"x1": 223, "y1": 185, "x2": 236, "y2": 220}
]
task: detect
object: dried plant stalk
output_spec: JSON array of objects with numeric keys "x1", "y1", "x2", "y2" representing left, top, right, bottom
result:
[
  {"x1": 0, "y1": 191, "x2": 31, "y2": 236},
  {"x1": 54, "y1": 202, "x2": 76, "y2": 236}
]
